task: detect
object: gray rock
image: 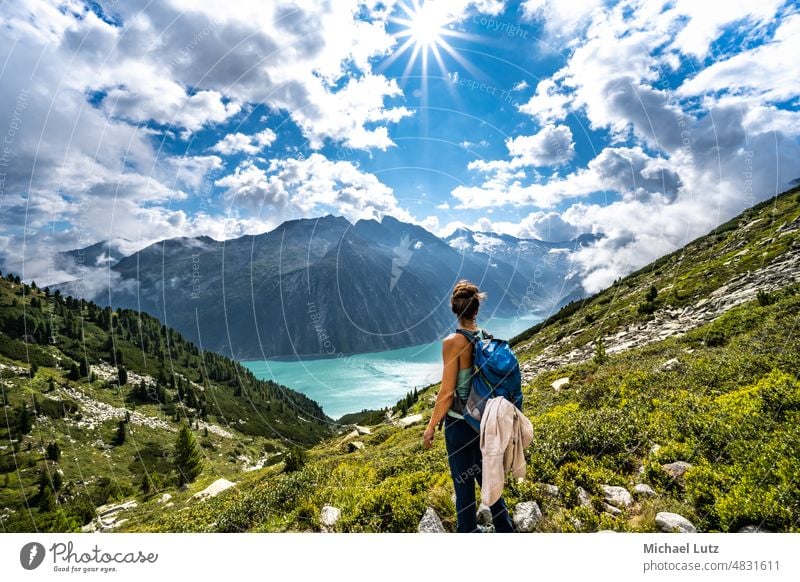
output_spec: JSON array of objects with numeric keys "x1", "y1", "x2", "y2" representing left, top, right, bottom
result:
[
  {"x1": 737, "y1": 525, "x2": 772, "y2": 533},
  {"x1": 157, "y1": 493, "x2": 172, "y2": 504},
  {"x1": 512, "y1": 501, "x2": 542, "y2": 532},
  {"x1": 539, "y1": 483, "x2": 560, "y2": 498},
  {"x1": 320, "y1": 505, "x2": 341, "y2": 533},
  {"x1": 397, "y1": 414, "x2": 424, "y2": 428},
  {"x1": 551, "y1": 377, "x2": 570, "y2": 391},
  {"x1": 418, "y1": 507, "x2": 446, "y2": 533},
  {"x1": 633, "y1": 484, "x2": 657, "y2": 497},
  {"x1": 476, "y1": 503, "x2": 493, "y2": 526},
  {"x1": 602, "y1": 502, "x2": 622, "y2": 516},
  {"x1": 660, "y1": 358, "x2": 680, "y2": 371},
  {"x1": 661, "y1": 461, "x2": 693, "y2": 486},
  {"x1": 576, "y1": 486, "x2": 592, "y2": 508},
  {"x1": 656, "y1": 512, "x2": 696, "y2": 533},
  {"x1": 601, "y1": 485, "x2": 633, "y2": 508},
  {"x1": 347, "y1": 440, "x2": 364, "y2": 452}
]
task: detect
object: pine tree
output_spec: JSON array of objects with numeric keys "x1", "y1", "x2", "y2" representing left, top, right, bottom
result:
[
  {"x1": 46, "y1": 441, "x2": 61, "y2": 461},
  {"x1": 17, "y1": 403, "x2": 32, "y2": 436},
  {"x1": 79, "y1": 358, "x2": 89, "y2": 378},
  {"x1": 68, "y1": 362, "x2": 80, "y2": 380},
  {"x1": 118, "y1": 365, "x2": 128, "y2": 386},
  {"x1": 113, "y1": 420, "x2": 126, "y2": 446},
  {"x1": 174, "y1": 424, "x2": 202, "y2": 486}
]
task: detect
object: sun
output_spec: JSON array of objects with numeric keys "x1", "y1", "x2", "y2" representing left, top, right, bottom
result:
[{"x1": 384, "y1": 1, "x2": 476, "y2": 90}]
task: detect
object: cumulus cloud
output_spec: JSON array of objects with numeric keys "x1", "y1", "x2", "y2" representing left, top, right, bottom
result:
[
  {"x1": 215, "y1": 153, "x2": 411, "y2": 223},
  {"x1": 210, "y1": 129, "x2": 278, "y2": 155},
  {"x1": 454, "y1": 0, "x2": 800, "y2": 292}
]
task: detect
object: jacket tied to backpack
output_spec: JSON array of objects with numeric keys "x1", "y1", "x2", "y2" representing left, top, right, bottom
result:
[{"x1": 480, "y1": 396, "x2": 533, "y2": 506}]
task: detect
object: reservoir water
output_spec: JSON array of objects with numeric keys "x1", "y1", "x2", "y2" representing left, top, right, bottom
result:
[{"x1": 241, "y1": 315, "x2": 539, "y2": 419}]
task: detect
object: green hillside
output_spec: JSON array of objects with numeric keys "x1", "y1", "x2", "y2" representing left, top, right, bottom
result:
[
  {"x1": 0, "y1": 277, "x2": 332, "y2": 532},
  {"x1": 114, "y1": 187, "x2": 800, "y2": 533},
  {"x1": 2, "y1": 187, "x2": 799, "y2": 533}
]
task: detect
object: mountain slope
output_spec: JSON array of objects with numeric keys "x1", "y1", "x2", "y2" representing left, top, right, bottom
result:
[
  {"x1": 108, "y1": 186, "x2": 800, "y2": 533},
  {"x1": 0, "y1": 273, "x2": 332, "y2": 532},
  {"x1": 55, "y1": 215, "x2": 596, "y2": 359}
]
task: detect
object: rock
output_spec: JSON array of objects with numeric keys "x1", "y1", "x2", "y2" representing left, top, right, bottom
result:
[
  {"x1": 418, "y1": 507, "x2": 446, "y2": 533},
  {"x1": 320, "y1": 505, "x2": 341, "y2": 532},
  {"x1": 576, "y1": 486, "x2": 592, "y2": 508},
  {"x1": 354, "y1": 425, "x2": 372, "y2": 435},
  {"x1": 601, "y1": 485, "x2": 633, "y2": 508},
  {"x1": 602, "y1": 502, "x2": 622, "y2": 516},
  {"x1": 476, "y1": 503, "x2": 493, "y2": 526},
  {"x1": 96, "y1": 500, "x2": 138, "y2": 518},
  {"x1": 656, "y1": 512, "x2": 696, "y2": 533},
  {"x1": 179, "y1": 483, "x2": 190, "y2": 492},
  {"x1": 338, "y1": 429, "x2": 360, "y2": 445},
  {"x1": 661, "y1": 461, "x2": 693, "y2": 486},
  {"x1": 347, "y1": 440, "x2": 364, "y2": 452},
  {"x1": 551, "y1": 377, "x2": 570, "y2": 391},
  {"x1": 539, "y1": 483, "x2": 560, "y2": 498},
  {"x1": 193, "y1": 478, "x2": 236, "y2": 501},
  {"x1": 633, "y1": 484, "x2": 657, "y2": 497},
  {"x1": 659, "y1": 358, "x2": 680, "y2": 371},
  {"x1": 397, "y1": 413, "x2": 424, "y2": 428},
  {"x1": 649, "y1": 444, "x2": 661, "y2": 455},
  {"x1": 157, "y1": 493, "x2": 172, "y2": 504},
  {"x1": 737, "y1": 525, "x2": 772, "y2": 533},
  {"x1": 512, "y1": 501, "x2": 542, "y2": 532}
]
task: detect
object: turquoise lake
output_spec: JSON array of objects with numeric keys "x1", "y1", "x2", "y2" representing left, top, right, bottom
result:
[{"x1": 241, "y1": 316, "x2": 539, "y2": 419}]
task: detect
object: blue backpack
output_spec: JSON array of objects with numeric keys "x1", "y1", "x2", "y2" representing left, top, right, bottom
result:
[{"x1": 452, "y1": 328, "x2": 523, "y2": 433}]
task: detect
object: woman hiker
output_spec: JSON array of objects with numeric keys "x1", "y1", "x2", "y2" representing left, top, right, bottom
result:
[{"x1": 422, "y1": 280, "x2": 515, "y2": 533}]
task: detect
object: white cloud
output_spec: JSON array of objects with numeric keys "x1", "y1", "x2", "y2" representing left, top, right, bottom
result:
[
  {"x1": 518, "y1": 79, "x2": 571, "y2": 124},
  {"x1": 520, "y1": 0, "x2": 607, "y2": 40},
  {"x1": 678, "y1": 13, "x2": 800, "y2": 103},
  {"x1": 210, "y1": 129, "x2": 278, "y2": 155},
  {"x1": 215, "y1": 153, "x2": 412, "y2": 223}
]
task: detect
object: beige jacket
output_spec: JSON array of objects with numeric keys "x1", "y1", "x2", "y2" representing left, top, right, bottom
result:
[{"x1": 479, "y1": 396, "x2": 533, "y2": 506}]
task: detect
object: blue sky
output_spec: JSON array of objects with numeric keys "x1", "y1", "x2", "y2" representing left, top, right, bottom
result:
[{"x1": 1, "y1": 0, "x2": 799, "y2": 293}]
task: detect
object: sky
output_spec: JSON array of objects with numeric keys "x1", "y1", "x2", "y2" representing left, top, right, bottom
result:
[{"x1": 0, "y1": 0, "x2": 798, "y2": 294}]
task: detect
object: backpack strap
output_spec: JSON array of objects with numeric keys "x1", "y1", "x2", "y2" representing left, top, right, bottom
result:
[{"x1": 455, "y1": 328, "x2": 479, "y2": 343}]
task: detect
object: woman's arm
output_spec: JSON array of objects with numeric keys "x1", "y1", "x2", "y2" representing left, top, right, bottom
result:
[{"x1": 422, "y1": 337, "x2": 459, "y2": 448}]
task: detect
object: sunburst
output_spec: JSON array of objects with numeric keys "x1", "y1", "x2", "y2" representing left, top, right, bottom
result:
[{"x1": 383, "y1": 1, "x2": 478, "y2": 93}]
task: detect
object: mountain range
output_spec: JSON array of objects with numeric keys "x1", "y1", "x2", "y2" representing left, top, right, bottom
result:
[{"x1": 55, "y1": 216, "x2": 600, "y2": 359}]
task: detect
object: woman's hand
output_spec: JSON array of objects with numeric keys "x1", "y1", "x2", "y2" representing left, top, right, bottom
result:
[{"x1": 422, "y1": 426, "x2": 435, "y2": 449}]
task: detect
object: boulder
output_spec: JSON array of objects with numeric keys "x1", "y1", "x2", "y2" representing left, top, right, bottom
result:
[
  {"x1": 347, "y1": 440, "x2": 364, "y2": 452},
  {"x1": 737, "y1": 525, "x2": 772, "y2": 533},
  {"x1": 633, "y1": 484, "x2": 657, "y2": 498},
  {"x1": 512, "y1": 501, "x2": 542, "y2": 532},
  {"x1": 576, "y1": 486, "x2": 592, "y2": 508},
  {"x1": 601, "y1": 485, "x2": 633, "y2": 508},
  {"x1": 551, "y1": 377, "x2": 570, "y2": 391},
  {"x1": 661, "y1": 461, "x2": 693, "y2": 486},
  {"x1": 656, "y1": 512, "x2": 696, "y2": 533},
  {"x1": 157, "y1": 493, "x2": 172, "y2": 504},
  {"x1": 338, "y1": 429, "x2": 360, "y2": 445},
  {"x1": 96, "y1": 499, "x2": 138, "y2": 518},
  {"x1": 602, "y1": 503, "x2": 622, "y2": 516},
  {"x1": 354, "y1": 425, "x2": 372, "y2": 435},
  {"x1": 193, "y1": 478, "x2": 236, "y2": 501},
  {"x1": 659, "y1": 358, "x2": 680, "y2": 371},
  {"x1": 418, "y1": 507, "x2": 446, "y2": 533},
  {"x1": 397, "y1": 413, "x2": 424, "y2": 428},
  {"x1": 320, "y1": 505, "x2": 341, "y2": 533},
  {"x1": 476, "y1": 503, "x2": 493, "y2": 526},
  {"x1": 539, "y1": 483, "x2": 560, "y2": 498}
]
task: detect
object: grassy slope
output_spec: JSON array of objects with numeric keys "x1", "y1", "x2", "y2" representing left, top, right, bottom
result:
[
  {"x1": 0, "y1": 278, "x2": 333, "y2": 532},
  {"x1": 120, "y1": 188, "x2": 800, "y2": 533}
]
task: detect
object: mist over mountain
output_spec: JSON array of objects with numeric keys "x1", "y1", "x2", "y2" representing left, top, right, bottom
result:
[{"x1": 55, "y1": 215, "x2": 598, "y2": 359}]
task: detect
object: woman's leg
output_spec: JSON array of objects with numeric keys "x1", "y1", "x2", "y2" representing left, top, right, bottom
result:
[
  {"x1": 471, "y1": 441, "x2": 515, "y2": 532},
  {"x1": 444, "y1": 415, "x2": 480, "y2": 533}
]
